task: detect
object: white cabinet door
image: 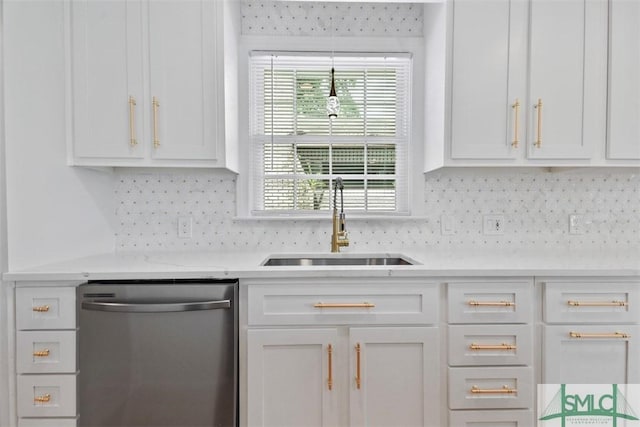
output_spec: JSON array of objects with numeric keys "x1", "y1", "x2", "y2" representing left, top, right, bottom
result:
[
  {"x1": 543, "y1": 325, "x2": 640, "y2": 384},
  {"x1": 449, "y1": 0, "x2": 527, "y2": 160},
  {"x1": 147, "y1": 0, "x2": 218, "y2": 161},
  {"x1": 607, "y1": 0, "x2": 640, "y2": 160},
  {"x1": 71, "y1": 0, "x2": 145, "y2": 161},
  {"x1": 349, "y1": 327, "x2": 439, "y2": 427},
  {"x1": 247, "y1": 328, "x2": 339, "y2": 427},
  {"x1": 528, "y1": 0, "x2": 606, "y2": 160}
]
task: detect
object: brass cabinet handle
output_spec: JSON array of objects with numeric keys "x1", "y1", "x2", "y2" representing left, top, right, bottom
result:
[
  {"x1": 467, "y1": 301, "x2": 515, "y2": 307},
  {"x1": 512, "y1": 98, "x2": 520, "y2": 148},
  {"x1": 568, "y1": 300, "x2": 628, "y2": 307},
  {"x1": 355, "y1": 343, "x2": 361, "y2": 390},
  {"x1": 152, "y1": 96, "x2": 160, "y2": 148},
  {"x1": 32, "y1": 305, "x2": 50, "y2": 313},
  {"x1": 33, "y1": 349, "x2": 50, "y2": 358},
  {"x1": 569, "y1": 331, "x2": 630, "y2": 339},
  {"x1": 469, "y1": 343, "x2": 516, "y2": 351},
  {"x1": 314, "y1": 302, "x2": 375, "y2": 309},
  {"x1": 34, "y1": 394, "x2": 51, "y2": 403},
  {"x1": 471, "y1": 385, "x2": 517, "y2": 394},
  {"x1": 129, "y1": 96, "x2": 137, "y2": 146},
  {"x1": 327, "y1": 344, "x2": 333, "y2": 391},
  {"x1": 534, "y1": 98, "x2": 543, "y2": 148}
]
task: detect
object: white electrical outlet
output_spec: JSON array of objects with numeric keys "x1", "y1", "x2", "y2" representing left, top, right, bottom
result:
[
  {"x1": 441, "y1": 214, "x2": 455, "y2": 235},
  {"x1": 483, "y1": 214, "x2": 505, "y2": 235},
  {"x1": 178, "y1": 217, "x2": 192, "y2": 239},
  {"x1": 569, "y1": 214, "x2": 585, "y2": 235}
]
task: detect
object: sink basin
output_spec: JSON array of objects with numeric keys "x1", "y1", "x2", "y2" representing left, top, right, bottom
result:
[{"x1": 262, "y1": 254, "x2": 416, "y2": 266}]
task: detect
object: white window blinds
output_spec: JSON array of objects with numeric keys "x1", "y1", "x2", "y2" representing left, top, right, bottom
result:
[{"x1": 249, "y1": 52, "x2": 411, "y2": 214}]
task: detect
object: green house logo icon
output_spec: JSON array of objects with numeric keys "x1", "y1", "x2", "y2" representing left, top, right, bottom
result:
[{"x1": 540, "y1": 384, "x2": 639, "y2": 426}]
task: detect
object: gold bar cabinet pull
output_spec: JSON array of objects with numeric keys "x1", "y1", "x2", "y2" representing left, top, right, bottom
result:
[
  {"x1": 471, "y1": 385, "x2": 517, "y2": 394},
  {"x1": 568, "y1": 300, "x2": 628, "y2": 307},
  {"x1": 314, "y1": 302, "x2": 375, "y2": 309},
  {"x1": 33, "y1": 349, "x2": 50, "y2": 358},
  {"x1": 128, "y1": 96, "x2": 137, "y2": 146},
  {"x1": 327, "y1": 344, "x2": 333, "y2": 391},
  {"x1": 32, "y1": 305, "x2": 50, "y2": 313},
  {"x1": 569, "y1": 331, "x2": 630, "y2": 339},
  {"x1": 152, "y1": 96, "x2": 160, "y2": 148},
  {"x1": 355, "y1": 343, "x2": 361, "y2": 390},
  {"x1": 34, "y1": 394, "x2": 51, "y2": 403},
  {"x1": 534, "y1": 98, "x2": 543, "y2": 148},
  {"x1": 512, "y1": 98, "x2": 520, "y2": 148},
  {"x1": 470, "y1": 343, "x2": 516, "y2": 351},
  {"x1": 467, "y1": 301, "x2": 515, "y2": 307}
]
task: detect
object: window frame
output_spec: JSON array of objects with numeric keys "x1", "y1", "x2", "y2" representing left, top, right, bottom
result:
[{"x1": 237, "y1": 35, "x2": 426, "y2": 219}]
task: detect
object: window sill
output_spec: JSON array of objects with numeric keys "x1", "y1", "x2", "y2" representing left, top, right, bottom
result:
[{"x1": 234, "y1": 213, "x2": 429, "y2": 221}]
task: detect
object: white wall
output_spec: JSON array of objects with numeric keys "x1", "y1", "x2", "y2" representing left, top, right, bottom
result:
[
  {"x1": 0, "y1": 0, "x2": 9, "y2": 422},
  {"x1": 3, "y1": 0, "x2": 115, "y2": 271}
]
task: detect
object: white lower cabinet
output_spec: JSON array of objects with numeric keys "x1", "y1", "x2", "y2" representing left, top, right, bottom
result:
[
  {"x1": 449, "y1": 409, "x2": 533, "y2": 427},
  {"x1": 245, "y1": 278, "x2": 440, "y2": 427},
  {"x1": 447, "y1": 280, "x2": 535, "y2": 427},
  {"x1": 15, "y1": 286, "x2": 78, "y2": 426},
  {"x1": 542, "y1": 278, "x2": 640, "y2": 384}
]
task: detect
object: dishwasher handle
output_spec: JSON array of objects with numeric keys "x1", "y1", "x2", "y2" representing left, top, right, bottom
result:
[{"x1": 81, "y1": 299, "x2": 231, "y2": 313}]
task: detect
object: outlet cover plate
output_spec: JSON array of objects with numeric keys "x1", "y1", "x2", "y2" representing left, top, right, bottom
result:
[{"x1": 483, "y1": 214, "x2": 505, "y2": 235}]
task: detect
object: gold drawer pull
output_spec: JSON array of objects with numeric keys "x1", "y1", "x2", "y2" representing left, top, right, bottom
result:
[
  {"x1": 129, "y1": 95, "x2": 138, "y2": 146},
  {"x1": 534, "y1": 98, "x2": 543, "y2": 148},
  {"x1": 152, "y1": 96, "x2": 160, "y2": 148},
  {"x1": 468, "y1": 301, "x2": 515, "y2": 307},
  {"x1": 32, "y1": 305, "x2": 50, "y2": 313},
  {"x1": 569, "y1": 331, "x2": 630, "y2": 339},
  {"x1": 33, "y1": 349, "x2": 50, "y2": 357},
  {"x1": 34, "y1": 394, "x2": 51, "y2": 403},
  {"x1": 327, "y1": 344, "x2": 333, "y2": 391},
  {"x1": 568, "y1": 300, "x2": 628, "y2": 307},
  {"x1": 511, "y1": 98, "x2": 520, "y2": 148},
  {"x1": 355, "y1": 343, "x2": 362, "y2": 390},
  {"x1": 470, "y1": 343, "x2": 516, "y2": 351},
  {"x1": 314, "y1": 302, "x2": 375, "y2": 309},
  {"x1": 471, "y1": 385, "x2": 517, "y2": 394}
]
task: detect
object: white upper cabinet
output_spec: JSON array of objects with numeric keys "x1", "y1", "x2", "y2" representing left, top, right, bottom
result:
[
  {"x1": 69, "y1": 0, "x2": 239, "y2": 169},
  {"x1": 449, "y1": 0, "x2": 527, "y2": 160},
  {"x1": 528, "y1": 0, "x2": 606, "y2": 160},
  {"x1": 71, "y1": 1, "x2": 145, "y2": 161},
  {"x1": 607, "y1": 0, "x2": 640, "y2": 160},
  {"x1": 436, "y1": 0, "x2": 628, "y2": 168}
]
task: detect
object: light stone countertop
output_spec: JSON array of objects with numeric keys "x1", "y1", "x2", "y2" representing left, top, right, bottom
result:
[{"x1": 3, "y1": 246, "x2": 639, "y2": 282}]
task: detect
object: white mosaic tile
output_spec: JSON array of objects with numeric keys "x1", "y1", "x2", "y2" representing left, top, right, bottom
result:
[
  {"x1": 241, "y1": 0, "x2": 424, "y2": 37},
  {"x1": 114, "y1": 168, "x2": 640, "y2": 252}
]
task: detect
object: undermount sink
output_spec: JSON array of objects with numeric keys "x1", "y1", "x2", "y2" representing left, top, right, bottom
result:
[{"x1": 262, "y1": 254, "x2": 416, "y2": 266}]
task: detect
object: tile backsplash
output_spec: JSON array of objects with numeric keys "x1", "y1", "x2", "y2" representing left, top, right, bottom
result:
[{"x1": 115, "y1": 168, "x2": 639, "y2": 253}]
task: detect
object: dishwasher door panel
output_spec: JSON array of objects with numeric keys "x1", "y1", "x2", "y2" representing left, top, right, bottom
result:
[{"x1": 78, "y1": 282, "x2": 238, "y2": 427}]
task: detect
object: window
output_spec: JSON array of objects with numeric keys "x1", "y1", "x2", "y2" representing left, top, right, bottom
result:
[{"x1": 249, "y1": 52, "x2": 411, "y2": 215}]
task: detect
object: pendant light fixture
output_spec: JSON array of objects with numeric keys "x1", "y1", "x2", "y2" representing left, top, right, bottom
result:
[
  {"x1": 327, "y1": 67, "x2": 340, "y2": 119},
  {"x1": 327, "y1": 14, "x2": 339, "y2": 119}
]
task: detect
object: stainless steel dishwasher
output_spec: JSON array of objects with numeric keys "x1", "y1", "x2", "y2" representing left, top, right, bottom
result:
[{"x1": 78, "y1": 279, "x2": 238, "y2": 427}]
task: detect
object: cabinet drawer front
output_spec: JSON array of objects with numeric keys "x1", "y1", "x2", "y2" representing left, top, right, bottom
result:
[
  {"x1": 248, "y1": 282, "x2": 439, "y2": 326},
  {"x1": 16, "y1": 287, "x2": 76, "y2": 330},
  {"x1": 19, "y1": 419, "x2": 77, "y2": 427},
  {"x1": 448, "y1": 281, "x2": 533, "y2": 324},
  {"x1": 448, "y1": 325, "x2": 532, "y2": 366},
  {"x1": 543, "y1": 281, "x2": 640, "y2": 323},
  {"x1": 17, "y1": 331, "x2": 76, "y2": 374},
  {"x1": 17, "y1": 374, "x2": 77, "y2": 418},
  {"x1": 448, "y1": 367, "x2": 533, "y2": 410},
  {"x1": 449, "y1": 409, "x2": 533, "y2": 427},
  {"x1": 542, "y1": 324, "x2": 640, "y2": 384}
]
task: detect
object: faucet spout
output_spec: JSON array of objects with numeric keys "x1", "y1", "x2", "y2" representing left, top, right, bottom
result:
[{"x1": 331, "y1": 177, "x2": 349, "y2": 253}]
